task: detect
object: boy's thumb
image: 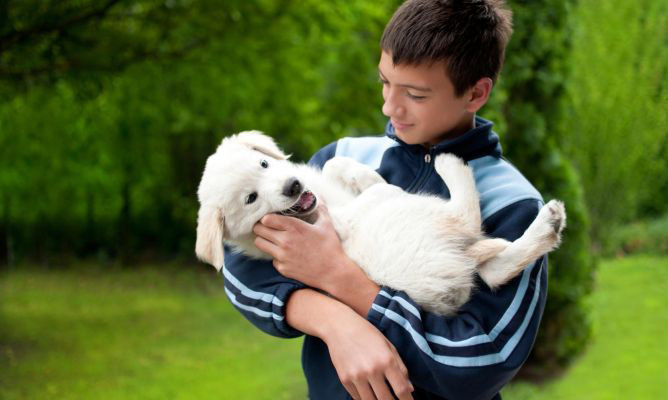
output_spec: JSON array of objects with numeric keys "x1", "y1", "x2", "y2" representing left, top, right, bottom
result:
[{"x1": 315, "y1": 201, "x2": 331, "y2": 225}]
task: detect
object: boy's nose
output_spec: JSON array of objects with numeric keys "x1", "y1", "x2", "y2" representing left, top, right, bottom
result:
[{"x1": 382, "y1": 98, "x2": 405, "y2": 118}]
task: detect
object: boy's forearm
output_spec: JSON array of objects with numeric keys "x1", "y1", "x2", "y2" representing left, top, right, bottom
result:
[
  {"x1": 285, "y1": 288, "x2": 356, "y2": 339},
  {"x1": 323, "y1": 255, "x2": 381, "y2": 317}
]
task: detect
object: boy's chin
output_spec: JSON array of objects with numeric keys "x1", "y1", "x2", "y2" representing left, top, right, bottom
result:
[
  {"x1": 396, "y1": 130, "x2": 429, "y2": 146},
  {"x1": 395, "y1": 129, "x2": 416, "y2": 141}
]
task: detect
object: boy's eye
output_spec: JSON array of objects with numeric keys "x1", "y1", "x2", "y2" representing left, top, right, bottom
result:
[
  {"x1": 408, "y1": 92, "x2": 426, "y2": 100},
  {"x1": 260, "y1": 159, "x2": 269, "y2": 168},
  {"x1": 245, "y1": 192, "x2": 258, "y2": 204}
]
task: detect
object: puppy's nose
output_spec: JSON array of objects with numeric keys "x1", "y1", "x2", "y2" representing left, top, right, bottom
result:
[{"x1": 282, "y1": 177, "x2": 302, "y2": 197}]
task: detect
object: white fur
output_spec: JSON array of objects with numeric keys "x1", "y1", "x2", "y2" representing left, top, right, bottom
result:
[{"x1": 196, "y1": 131, "x2": 566, "y2": 315}]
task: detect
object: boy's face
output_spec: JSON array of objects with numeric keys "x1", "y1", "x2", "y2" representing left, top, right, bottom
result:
[{"x1": 379, "y1": 51, "x2": 475, "y2": 146}]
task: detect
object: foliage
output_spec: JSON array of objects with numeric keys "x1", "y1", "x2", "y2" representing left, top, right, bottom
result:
[
  {"x1": 0, "y1": 0, "x2": 398, "y2": 263},
  {"x1": 503, "y1": 256, "x2": 668, "y2": 399},
  {"x1": 484, "y1": 0, "x2": 596, "y2": 377},
  {"x1": 558, "y1": 0, "x2": 668, "y2": 244},
  {"x1": 602, "y1": 215, "x2": 668, "y2": 257}
]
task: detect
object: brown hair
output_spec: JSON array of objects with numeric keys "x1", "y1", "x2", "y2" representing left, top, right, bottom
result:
[{"x1": 381, "y1": 0, "x2": 513, "y2": 96}]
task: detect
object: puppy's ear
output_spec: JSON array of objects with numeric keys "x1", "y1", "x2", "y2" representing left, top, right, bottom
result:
[
  {"x1": 234, "y1": 130, "x2": 289, "y2": 160},
  {"x1": 195, "y1": 205, "x2": 225, "y2": 271}
]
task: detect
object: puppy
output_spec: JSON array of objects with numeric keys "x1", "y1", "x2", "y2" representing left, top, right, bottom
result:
[{"x1": 196, "y1": 131, "x2": 566, "y2": 315}]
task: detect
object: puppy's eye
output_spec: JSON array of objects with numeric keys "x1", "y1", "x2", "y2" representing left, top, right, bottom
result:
[
  {"x1": 260, "y1": 159, "x2": 269, "y2": 168},
  {"x1": 245, "y1": 192, "x2": 258, "y2": 204}
]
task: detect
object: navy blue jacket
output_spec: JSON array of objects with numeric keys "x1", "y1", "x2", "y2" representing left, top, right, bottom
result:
[{"x1": 223, "y1": 116, "x2": 547, "y2": 400}]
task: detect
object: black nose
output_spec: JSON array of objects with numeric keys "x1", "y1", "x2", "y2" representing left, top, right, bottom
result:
[{"x1": 282, "y1": 177, "x2": 302, "y2": 197}]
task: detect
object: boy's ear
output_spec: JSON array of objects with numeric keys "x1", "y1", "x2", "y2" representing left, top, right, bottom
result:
[
  {"x1": 231, "y1": 130, "x2": 290, "y2": 160},
  {"x1": 195, "y1": 205, "x2": 226, "y2": 271},
  {"x1": 465, "y1": 77, "x2": 494, "y2": 113}
]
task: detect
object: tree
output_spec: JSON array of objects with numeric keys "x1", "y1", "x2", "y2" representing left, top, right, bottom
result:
[{"x1": 485, "y1": 0, "x2": 596, "y2": 378}]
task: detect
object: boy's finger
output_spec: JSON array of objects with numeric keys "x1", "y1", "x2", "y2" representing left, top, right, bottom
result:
[
  {"x1": 315, "y1": 203, "x2": 334, "y2": 226},
  {"x1": 385, "y1": 367, "x2": 414, "y2": 400},
  {"x1": 342, "y1": 382, "x2": 361, "y2": 400},
  {"x1": 353, "y1": 380, "x2": 375, "y2": 400},
  {"x1": 385, "y1": 338, "x2": 409, "y2": 377},
  {"x1": 369, "y1": 375, "x2": 395, "y2": 400},
  {"x1": 253, "y1": 236, "x2": 281, "y2": 258},
  {"x1": 260, "y1": 213, "x2": 298, "y2": 230},
  {"x1": 252, "y1": 223, "x2": 283, "y2": 243}
]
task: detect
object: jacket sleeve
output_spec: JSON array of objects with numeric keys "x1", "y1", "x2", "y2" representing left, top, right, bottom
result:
[
  {"x1": 221, "y1": 142, "x2": 338, "y2": 338},
  {"x1": 367, "y1": 198, "x2": 548, "y2": 400}
]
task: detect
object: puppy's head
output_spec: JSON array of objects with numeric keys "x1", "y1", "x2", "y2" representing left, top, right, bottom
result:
[{"x1": 195, "y1": 130, "x2": 317, "y2": 270}]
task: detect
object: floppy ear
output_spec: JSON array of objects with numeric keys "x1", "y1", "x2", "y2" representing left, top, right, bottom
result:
[
  {"x1": 233, "y1": 130, "x2": 289, "y2": 160},
  {"x1": 195, "y1": 205, "x2": 225, "y2": 271}
]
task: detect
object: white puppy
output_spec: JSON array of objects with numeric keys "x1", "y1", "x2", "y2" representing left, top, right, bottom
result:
[{"x1": 196, "y1": 131, "x2": 566, "y2": 315}]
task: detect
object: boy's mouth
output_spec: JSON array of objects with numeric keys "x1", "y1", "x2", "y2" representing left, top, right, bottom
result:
[{"x1": 392, "y1": 119, "x2": 413, "y2": 130}]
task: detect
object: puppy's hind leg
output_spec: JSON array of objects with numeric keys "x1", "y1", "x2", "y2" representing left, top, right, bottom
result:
[
  {"x1": 477, "y1": 200, "x2": 566, "y2": 289},
  {"x1": 322, "y1": 157, "x2": 386, "y2": 195},
  {"x1": 433, "y1": 154, "x2": 481, "y2": 230}
]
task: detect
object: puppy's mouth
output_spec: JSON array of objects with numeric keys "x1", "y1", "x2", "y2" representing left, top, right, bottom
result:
[{"x1": 277, "y1": 190, "x2": 317, "y2": 218}]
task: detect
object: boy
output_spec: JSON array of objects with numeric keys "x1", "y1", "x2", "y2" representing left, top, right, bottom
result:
[{"x1": 223, "y1": 1, "x2": 547, "y2": 399}]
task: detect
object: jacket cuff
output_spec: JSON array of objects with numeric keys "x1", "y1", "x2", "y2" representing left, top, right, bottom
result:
[
  {"x1": 272, "y1": 281, "x2": 308, "y2": 337},
  {"x1": 366, "y1": 286, "x2": 398, "y2": 331}
]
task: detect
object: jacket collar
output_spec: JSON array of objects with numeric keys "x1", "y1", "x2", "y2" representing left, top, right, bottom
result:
[{"x1": 385, "y1": 115, "x2": 502, "y2": 161}]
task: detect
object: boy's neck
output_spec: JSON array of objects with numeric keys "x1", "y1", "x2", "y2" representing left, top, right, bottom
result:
[{"x1": 424, "y1": 114, "x2": 476, "y2": 147}]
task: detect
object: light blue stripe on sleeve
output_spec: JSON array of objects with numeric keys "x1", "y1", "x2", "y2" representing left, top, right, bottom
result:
[
  {"x1": 224, "y1": 287, "x2": 284, "y2": 321},
  {"x1": 223, "y1": 266, "x2": 284, "y2": 307},
  {"x1": 469, "y1": 156, "x2": 543, "y2": 221},
  {"x1": 426, "y1": 262, "x2": 535, "y2": 347},
  {"x1": 379, "y1": 290, "x2": 421, "y2": 320},
  {"x1": 334, "y1": 136, "x2": 399, "y2": 169},
  {"x1": 370, "y1": 266, "x2": 543, "y2": 367},
  {"x1": 380, "y1": 261, "x2": 537, "y2": 348}
]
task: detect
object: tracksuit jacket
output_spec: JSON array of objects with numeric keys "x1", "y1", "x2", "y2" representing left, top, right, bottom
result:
[{"x1": 223, "y1": 116, "x2": 548, "y2": 400}]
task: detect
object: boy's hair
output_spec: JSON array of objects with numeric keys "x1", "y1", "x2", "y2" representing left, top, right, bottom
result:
[{"x1": 381, "y1": 0, "x2": 513, "y2": 96}]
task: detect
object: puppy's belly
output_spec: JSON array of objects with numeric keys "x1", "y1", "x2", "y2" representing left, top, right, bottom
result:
[{"x1": 332, "y1": 192, "x2": 478, "y2": 314}]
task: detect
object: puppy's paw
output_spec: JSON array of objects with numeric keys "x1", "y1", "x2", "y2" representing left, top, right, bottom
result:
[
  {"x1": 531, "y1": 200, "x2": 566, "y2": 250},
  {"x1": 323, "y1": 157, "x2": 385, "y2": 195},
  {"x1": 322, "y1": 157, "x2": 350, "y2": 176},
  {"x1": 544, "y1": 199, "x2": 567, "y2": 235},
  {"x1": 434, "y1": 153, "x2": 473, "y2": 187},
  {"x1": 434, "y1": 153, "x2": 466, "y2": 171}
]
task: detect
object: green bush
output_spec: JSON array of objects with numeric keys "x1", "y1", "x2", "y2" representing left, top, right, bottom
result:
[
  {"x1": 603, "y1": 215, "x2": 668, "y2": 257},
  {"x1": 559, "y1": 0, "x2": 668, "y2": 245},
  {"x1": 0, "y1": 0, "x2": 399, "y2": 264},
  {"x1": 485, "y1": 0, "x2": 596, "y2": 378}
]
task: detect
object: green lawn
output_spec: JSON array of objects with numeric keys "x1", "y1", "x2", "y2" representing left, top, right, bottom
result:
[
  {"x1": 0, "y1": 264, "x2": 307, "y2": 399},
  {"x1": 1, "y1": 256, "x2": 667, "y2": 399},
  {"x1": 503, "y1": 256, "x2": 668, "y2": 399}
]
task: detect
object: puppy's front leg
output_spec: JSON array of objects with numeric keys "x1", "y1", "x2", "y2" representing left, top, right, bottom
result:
[{"x1": 323, "y1": 157, "x2": 386, "y2": 195}]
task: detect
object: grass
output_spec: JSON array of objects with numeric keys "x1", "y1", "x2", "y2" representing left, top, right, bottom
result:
[
  {"x1": 1, "y1": 256, "x2": 667, "y2": 399},
  {"x1": 503, "y1": 256, "x2": 668, "y2": 399},
  {"x1": 0, "y1": 264, "x2": 306, "y2": 399}
]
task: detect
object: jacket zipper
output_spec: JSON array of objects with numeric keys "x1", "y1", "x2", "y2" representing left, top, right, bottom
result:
[{"x1": 406, "y1": 146, "x2": 436, "y2": 193}]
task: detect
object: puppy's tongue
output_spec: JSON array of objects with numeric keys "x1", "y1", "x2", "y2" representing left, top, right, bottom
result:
[{"x1": 299, "y1": 192, "x2": 315, "y2": 210}]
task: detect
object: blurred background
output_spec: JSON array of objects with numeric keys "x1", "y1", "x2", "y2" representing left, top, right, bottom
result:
[{"x1": 1, "y1": 0, "x2": 666, "y2": 398}]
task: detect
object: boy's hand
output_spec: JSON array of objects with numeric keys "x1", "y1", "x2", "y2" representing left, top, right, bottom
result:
[
  {"x1": 253, "y1": 204, "x2": 380, "y2": 316},
  {"x1": 253, "y1": 203, "x2": 344, "y2": 289},
  {"x1": 323, "y1": 306, "x2": 414, "y2": 400},
  {"x1": 285, "y1": 288, "x2": 414, "y2": 400}
]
